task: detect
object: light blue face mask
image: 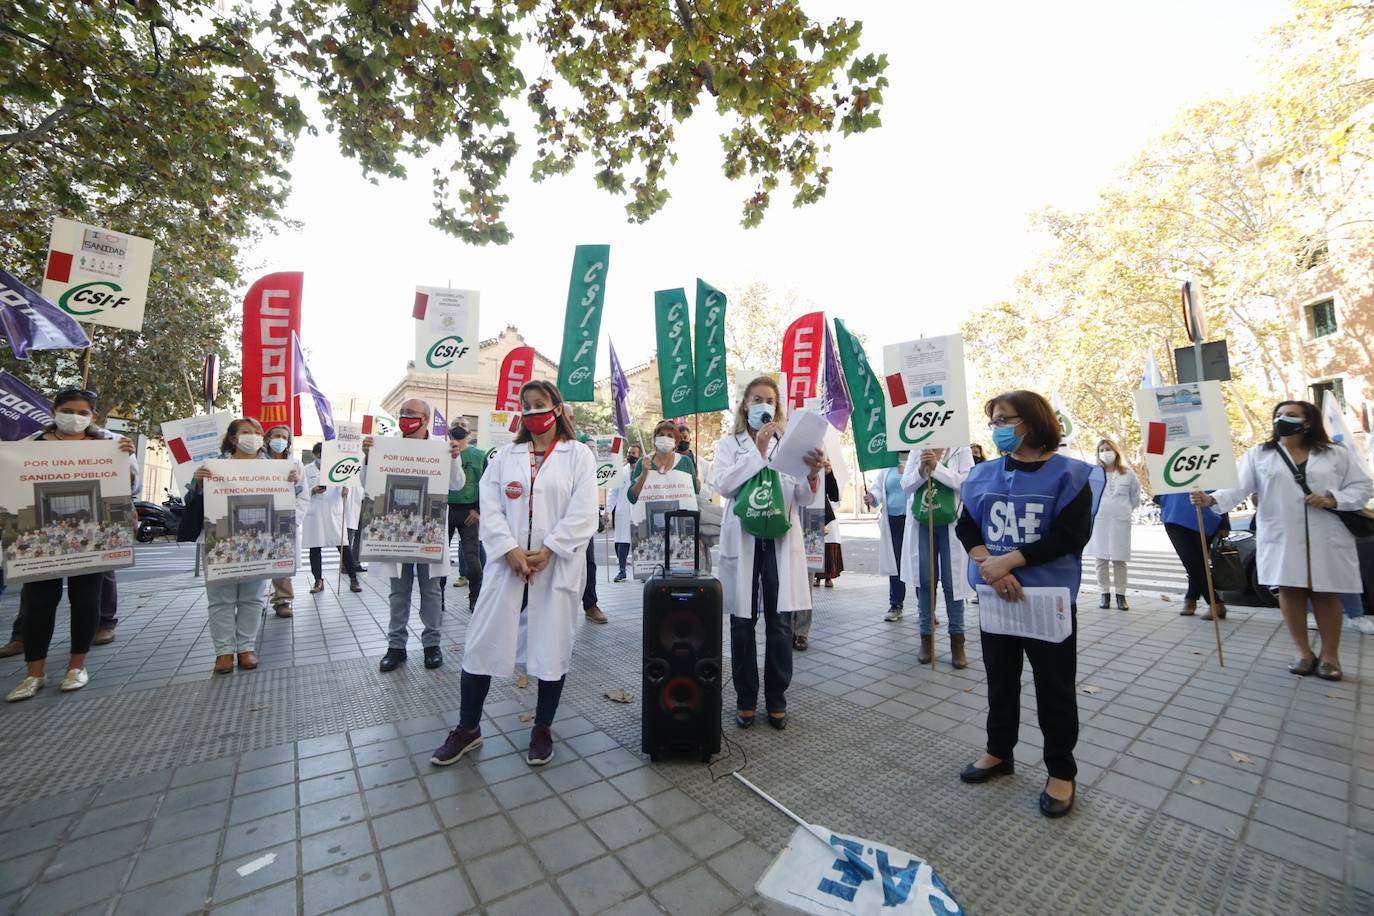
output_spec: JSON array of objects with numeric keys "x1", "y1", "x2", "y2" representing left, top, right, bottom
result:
[
  {"x1": 991, "y1": 424, "x2": 1022, "y2": 453},
  {"x1": 268, "y1": 438, "x2": 289, "y2": 454},
  {"x1": 747, "y1": 402, "x2": 774, "y2": 429}
]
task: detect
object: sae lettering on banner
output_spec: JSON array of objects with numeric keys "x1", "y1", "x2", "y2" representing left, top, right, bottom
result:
[
  {"x1": 1134, "y1": 381, "x2": 1239, "y2": 493},
  {"x1": 0, "y1": 441, "x2": 135, "y2": 583},
  {"x1": 483, "y1": 410, "x2": 520, "y2": 465},
  {"x1": 161, "y1": 413, "x2": 233, "y2": 490},
  {"x1": 414, "y1": 286, "x2": 479, "y2": 374},
  {"x1": 590, "y1": 435, "x2": 624, "y2": 489},
  {"x1": 655, "y1": 288, "x2": 696, "y2": 417},
  {"x1": 320, "y1": 421, "x2": 364, "y2": 487},
  {"x1": 358, "y1": 437, "x2": 449, "y2": 563},
  {"x1": 558, "y1": 245, "x2": 610, "y2": 401},
  {"x1": 41, "y1": 217, "x2": 155, "y2": 333},
  {"x1": 883, "y1": 334, "x2": 970, "y2": 451},
  {"x1": 200, "y1": 461, "x2": 298, "y2": 584}
]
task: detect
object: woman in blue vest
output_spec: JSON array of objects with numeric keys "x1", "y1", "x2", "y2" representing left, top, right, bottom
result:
[{"x1": 955, "y1": 390, "x2": 1102, "y2": 818}]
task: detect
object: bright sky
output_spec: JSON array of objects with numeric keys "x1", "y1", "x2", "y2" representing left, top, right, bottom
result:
[{"x1": 245, "y1": 0, "x2": 1291, "y2": 410}]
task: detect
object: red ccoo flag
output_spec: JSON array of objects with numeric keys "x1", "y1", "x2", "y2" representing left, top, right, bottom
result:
[{"x1": 1145, "y1": 421, "x2": 1167, "y2": 455}]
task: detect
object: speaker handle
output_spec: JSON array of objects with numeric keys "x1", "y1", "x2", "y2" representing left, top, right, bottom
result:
[{"x1": 663, "y1": 509, "x2": 701, "y2": 574}]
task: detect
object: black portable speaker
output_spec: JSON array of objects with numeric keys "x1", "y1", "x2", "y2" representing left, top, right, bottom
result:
[{"x1": 641, "y1": 510, "x2": 722, "y2": 763}]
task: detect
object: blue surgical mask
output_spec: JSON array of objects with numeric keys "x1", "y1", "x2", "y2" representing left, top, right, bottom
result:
[
  {"x1": 991, "y1": 424, "x2": 1022, "y2": 453},
  {"x1": 268, "y1": 438, "x2": 289, "y2": 454},
  {"x1": 747, "y1": 403, "x2": 773, "y2": 429}
]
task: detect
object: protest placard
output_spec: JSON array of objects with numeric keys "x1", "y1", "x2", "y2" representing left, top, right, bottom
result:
[
  {"x1": 41, "y1": 217, "x2": 155, "y2": 332},
  {"x1": 161, "y1": 413, "x2": 233, "y2": 490},
  {"x1": 590, "y1": 435, "x2": 624, "y2": 489},
  {"x1": 201, "y1": 460, "x2": 297, "y2": 583},
  {"x1": 358, "y1": 437, "x2": 449, "y2": 563},
  {"x1": 1134, "y1": 381, "x2": 1238, "y2": 493},
  {"x1": 319, "y1": 420, "x2": 363, "y2": 487},
  {"x1": 0, "y1": 440, "x2": 135, "y2": 583},
  {"x1": 883, "y1": 334, "x2": 970, "y2": 451},
  {"x1": 413, "y1": 286, "x2": 479, "y2": 374},
  {"x1": 630, "y1": 468, "x2": 697, "y2": 580},
  {"x1": 483, "y1": 410, "x2": 519, "y2": 465}
]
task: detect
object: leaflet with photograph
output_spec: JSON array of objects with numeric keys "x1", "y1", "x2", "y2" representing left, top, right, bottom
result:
[
  {"x1": 1153, "y1": 384, "x2": 1210, "y2": 448},
  {"x1": 201, "y1": 461, "x2": 298, "y2": 584},
  {"x1": 630, "y1": 469, "x2": 697, "y2": 580},
  {"x1": 358, "y1": 437, "x2": 449, "y2": 563},
  {"x1": 975, "y1": 585, "x2": 1072, "y2": 643},
  {"x1": 161, "y1": 413, "x2": 233, "y2": 490},
  {"x1": 0, "y1": 440, "x2": 135, "y2": 583}
]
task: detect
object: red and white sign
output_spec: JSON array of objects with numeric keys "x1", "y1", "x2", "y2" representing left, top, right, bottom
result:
[
  {"x1": 496, "y1": 346, "x2": 536, "y2": 411},
  {"x1": 782, "y1": 312, "x2": 825, "y2": 408},
  {"x1": 242, "y1": 272, "x2": 303, "y2": 435}
]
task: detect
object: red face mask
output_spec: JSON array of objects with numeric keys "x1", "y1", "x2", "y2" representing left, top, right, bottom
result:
[
  {"x1": 522, "y1": 408, "x2": 557, "y2": 436},
  {"x1": 398, "y1": 416, "x2": 425, "y2": 437}
]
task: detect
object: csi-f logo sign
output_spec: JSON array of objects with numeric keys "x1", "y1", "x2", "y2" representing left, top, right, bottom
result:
[
  {"x1": 567, "y1": 366, "x2": 592, "y2": 385},
  {"x1": 866, "y1": 433, "x2": 888, "y2": 455},
  {"x1": 1163, "y1": 446, "x2": 1220, "y2": 488},
  {"x1": 568, "y1": 259, "x2": 606, "y2": 369},
  {"x1": 748, "y1": 485, "x2": 773, "y2": 512},
  {"x1": 59, "y1": 281, "x2": 131, "y2": 316},
  {"x1": 328, "y1": 458, "x2": 361, "y2": 483},
  {"x1": 899, "y1": 400, "x2": 956, "y2": 445},
  {"x1": 596, "y1": 462, "x2": 615, "y2": 484},
  {"x1": 671, "y1": 385, "x2": 692, "y2": 405},
  {"x1": 426, "y1": 336, "x2": 470, "y2": 369}
]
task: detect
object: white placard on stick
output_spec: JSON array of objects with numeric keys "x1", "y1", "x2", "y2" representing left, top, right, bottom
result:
[
  {"x1": 414, "y1": 286, "x2": 479, "y2": 374},
  {"x1": 630, "y1": 469, "x2": 696, "y2": 580},
  {"x1": 882, "y1": 334, "x2": 970, "y2": 451},
  {"x1": 319, "y1": 421, "x2": 363, "y2": 487},
  {"x1": 202, "y1": 460, "x2": 298, "y2": 584},
  {"x1": 161, "y1": 413, "x2": 233, "y2": 491},
  {"x1": 41, "y1": 217, "x2": 155, "y2": 332},
  {"x1": 358, "y1": 437, "x2": 449, "y2": 563},
  {"x1": 482, "y1": 410, "x2": 519, "y2": 465},
  {"x1": 589, "y1": 435, "x2": 624, "y2": 490},
  {"x1": 1134, "y1": 381, "x2": 1238, "y2": 493}
]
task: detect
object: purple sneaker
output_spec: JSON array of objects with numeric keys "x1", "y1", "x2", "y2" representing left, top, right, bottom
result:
[
  {"x1": 527, "y1": 725, "x2": 554, "y2": 766},
  {"x1": 431, "y1": 726, "x2": 482, "y2": 766}
]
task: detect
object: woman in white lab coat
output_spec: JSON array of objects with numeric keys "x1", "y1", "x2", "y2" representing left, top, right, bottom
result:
[
  {"x1": 608, "y1": 443, "x2": 643, "y2": 582},
  {"x1": 302, "y1": 443, "x2": 363, "y2": 594},
  {"x1": 264, "y1": 424, "x2": 312, "y2": 618},
  {"x1": 1085, "y1": 438, "x2": 1140, "y2": 611},
  {"x1": 432, "y1": 380, "x2": 598, "y2": 767},
  {"x1": 902, "y1": 445, "x2": 976, "y2": 669},
  {"x1": 713, "y1": 376, "x2": 823, "y2": 730},
  {"x1": 1195, "y1": 400, "x2": 1373, "y2": 681},
  {"x1": 870, "y1": 456, "x2": 910, "y2": 621}
]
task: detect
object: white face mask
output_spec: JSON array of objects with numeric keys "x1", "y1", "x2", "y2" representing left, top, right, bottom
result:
[
  {"x1": 268, "y1": 438, "x2": 289, "y2": 454},
  {"x1": 1098, "y1": 450, "x2": 1115, "y2": 464},
  {"x1": 54, "y1": 412, "x2": 92, "y2": 435},
  {"x1": 236, "y1": 433, "x2": 263, "y2": 454},
  {"x1": 653, "y1": 436, "x2": 676, "y2": 454}
]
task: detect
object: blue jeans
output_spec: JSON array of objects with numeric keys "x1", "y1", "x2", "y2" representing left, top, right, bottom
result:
[
  {"x1": 887, "y1": 513, "x2": 906, "y2": 608},
  {"x1": 205, "y1": 579, "x2": 264, "y2": 655},
  {"x1": 915, "y1": 523, "x2": 964, "y2": 636},
  {"x1": 1339, "y1": 593, "x2": 1364, "y2": 619},
  {"x1": 388, "y1": 564, "x2": 444, "y2": 649}
]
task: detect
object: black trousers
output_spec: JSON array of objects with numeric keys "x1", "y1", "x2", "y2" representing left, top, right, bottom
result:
[
  {"x1": 11, "y1": 571, "x2": 116, "y2": 642},
  {"x1": 448, "y1": 503, "x2": 484, "y2": 604},
  {"x1": 582, "y1": 536, "x2": 598, "y2": 610},
  {"x1": 730, "y1": 538, "x2": 792, "y2": 714},
  {"x1": 614, "y1": 542, "x2": 629, "y2": 575},
  {"x1": 459, "y1": 670, "x2": 566, "y2": 728},
  {"x1": 309, "y1": 545, "x2": 361, "y2": 580},
  {"x1": 1164, "y1": 523, "x2": 1220, "y2": 603},
  {"x1": 887, "y1": 513, "x2": 907, "y2": 607},
  {"x1": 21, "y1": 573, "x2": 103, "y2": 662},
  {"x1": 981, "y1": 610, "x2": 1078, "y2": 780}
]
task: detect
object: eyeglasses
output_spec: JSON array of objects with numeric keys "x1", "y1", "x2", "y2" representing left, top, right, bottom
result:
[{"x1": 987, "y1": 415, "x2": 1020, "y2": 429}]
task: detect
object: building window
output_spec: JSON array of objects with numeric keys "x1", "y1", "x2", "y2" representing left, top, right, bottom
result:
[
  {"x1": 1310, "y1": 378, "x2": 1345, "y2": 408},
  {"x1": 1305, "y1": 298, "x2": 1338, "y2": 338}
]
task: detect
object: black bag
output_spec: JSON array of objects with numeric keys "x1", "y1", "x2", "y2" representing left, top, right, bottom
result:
[
  {"x1": 1209, "y1": 534, "x2": 1246, "y2": 592},
  {"x1": 1273, "y1": 445, "x2": 1374, "y2": 538},
  {"x1": 176, "y1": 490, "x2": 204, "y2": 542}
]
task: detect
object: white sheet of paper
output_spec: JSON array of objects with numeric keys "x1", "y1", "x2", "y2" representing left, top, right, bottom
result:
[
  {"x1": 976, "y1": 585, "x2": 1073, "y2": 643},
  {"x1": 769, "y1": 409, "x2": 828, "y2": 479}
]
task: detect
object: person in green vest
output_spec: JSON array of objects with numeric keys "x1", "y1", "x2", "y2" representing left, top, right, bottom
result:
[{"x1": 447, "y1": 418, "x2": 488, "y2": 612}]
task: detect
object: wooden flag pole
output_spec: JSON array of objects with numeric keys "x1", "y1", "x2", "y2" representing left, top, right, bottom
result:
[
  {"x1": 80, "y1": 324, "x2": 95, "y2": 388},
  {"x1": 1196, "y1": 505, "x2": 1225, "y2": 667},
  {"x1": 444, "y1": 371, "x2": 450, "y2": 430},
  {"x1": 928, "y1": 476, "x2": 938, "y2": 670},
  {"x1": 335, "y1": 485, "x2": 347, "y2": 597}
]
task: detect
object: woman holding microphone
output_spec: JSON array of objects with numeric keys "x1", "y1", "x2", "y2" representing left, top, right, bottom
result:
[
  {"x1": 1192, "y1": 400, "x2": 1372, "y2": 680},
  {"x1": 712, "y1": 376, "x2": 823, "y2": 730}
]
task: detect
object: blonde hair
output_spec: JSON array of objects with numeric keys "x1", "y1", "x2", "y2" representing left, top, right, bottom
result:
[
  {"x1": 1095, "y1": 437, "x2": 1128, "y2": 473},
  {"x1": 732, "y1": 376, "x2": 785, "y2": 436}
]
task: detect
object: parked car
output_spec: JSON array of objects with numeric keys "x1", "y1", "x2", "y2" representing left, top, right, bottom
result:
[{"x1": 1224, "y1": 511, "x2": 1373, "y2": 612}]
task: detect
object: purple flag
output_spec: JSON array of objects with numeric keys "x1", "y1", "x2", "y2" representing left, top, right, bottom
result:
[
  {"x1": 0, "y1": 370, "x2": 53, "y2": 440},
  {"x1": 609, "y1": 339, "x2": 631, "y2": 437},
  {"x1": 291, "y1": 332, "x2": 336, "y2": 440},
  {"x1": 0, "y1": 268, "x2": 90, "y2": 360},
  {"x1": 432, "y1": 407, "x2": 447, "y2": 437},
  {"x1": 822, "y1": 320, "x2": 852, "y2": 431}
]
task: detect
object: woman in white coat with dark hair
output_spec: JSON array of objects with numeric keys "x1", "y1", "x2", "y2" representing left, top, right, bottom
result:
[
  {"x1": 432, "y1": 380, "x2": 599, "y2": 767},
  {"x1": 607, "y1": 442, "x2": 642, "y2": 582},
  {"x1": 712, "y1": 375, "x2": 823, "y2": 731},
  {"x1": 1193, "y1": 400, "x2": 1373, "y2": 681},
  {"x1": 902, "y1": 445, "x2": 975, "y2": 669}
]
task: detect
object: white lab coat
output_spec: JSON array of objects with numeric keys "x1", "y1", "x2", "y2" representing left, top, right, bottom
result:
[
  {"x1": 900, "y1": 447, "x2": 975, "y2": 602},
  {"x1": 268, "y1": 456, "x2": 311, "y2": 528},
  {"x1": 608, "y1": 462, "x2": 635, "y2": 545},
  {"x1": 871, "y1": 466, "x2": 908, "y2": 577},
  {"x1": 461, "y1": 439, "x2": 599, "y2": 680},
  {"x1": 369, "y1": 446, "x2": 466, "y2": 580},
  {"x1": 712, "y1": 431, "x2": 813, "y2": 618},
  {"x1": 1085, "y1": 468, "x2": 1140, "y2": 561},
  {"x1": 1212, "y1": 444, "x2": 1373, "y2": 592},
  {"x1": 301, "y1": 463, "x2": 355, "y2": 550}
]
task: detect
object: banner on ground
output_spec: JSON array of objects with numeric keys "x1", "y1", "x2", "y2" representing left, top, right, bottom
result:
[
  {"x1": 557, "y1": 245, "x2": 610, "y2": 401},
  {"x1": 756, "y1": 824, "x2": 963, "y2": 916},
  {"x1": 0, "y1": 370, "x2": 53, "y2": 441},
  {"x1": 358, "y1": 437, "x2": 449, "y2": 562},
  {"x1": 630, "y1": 468, "x2": 696, "y2": 580},
  {"x1": 0, "y1": 268, "x2": 90, "y2": 361},
  {"x1": 883, "y1": 334, "x2": 970, "y2": 451},
  {"x1": 242, "y1": 271, "x2": 303, "y2": 434},
  {"x1": 0, "y1": 440, "x2": 135, "y2": 583},
  {"x1": 590, "y1": 435, "x2": 624, "y2": 489},
  {"x1": 482, "y1": 410, "x2": 520, "y2": 465},
  {"x1": 201, "y1": 460, "x2": 298, "y2": 583},
  {"x1": 161, "y1": 413, "x2": 234, "y2": 491},
  {"x1": 1134, "y1": 381, "x2": 1238, "y2": 493},
  {"x1": 496, "y1": 346, "x2": 536, "y2": 411},
  {"x1": 319, "y1": 420, "x2": 363, "y2": 488},
  {"x1": 694, "y1": 280, "x2": 729, "y2": 413},
  {"x1": 41, "y1": 218, "x2": 155, "y2": 332},
  {"x1": 655, "y1": 288, "x2": 696, "y2": 417},
  {"x1": 782, "y1": 312, "x2": 825, "y2": 409},
  {"x1": 833, "y1": 319, "x2": 896, "y2": 471},
  {"x1": 413, "y1": 286, "x2": 479, "y2": 374}
]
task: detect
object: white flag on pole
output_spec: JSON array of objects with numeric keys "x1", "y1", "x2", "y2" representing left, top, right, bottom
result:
[{"x1": 1322, "y1": 390, "x2": 1365, "y2": 463}]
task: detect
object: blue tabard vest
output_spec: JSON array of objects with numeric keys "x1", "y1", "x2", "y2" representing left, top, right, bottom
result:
[{"x1": 960, "y1": 453, "x2": 1104, "y2": 602}]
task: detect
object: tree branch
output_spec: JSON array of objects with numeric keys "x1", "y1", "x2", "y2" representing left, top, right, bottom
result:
[
  {"x1": 0, "y1": 98, "x2": 101, "y2": 151},
  {"x1": 673, "y1": 0, "x2": 717, "y2": 97}
]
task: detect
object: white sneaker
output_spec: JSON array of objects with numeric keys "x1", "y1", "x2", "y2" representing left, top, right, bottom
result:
[
  {"x1": 6, "y1": 675, "x2": 44, "y2": 702},
  {"x1": 60, "y1": 668, "x2": 89, "y2": 692},
  {"x1": 1347, "y1": 616, "x2": 1374, "y2": 636}
]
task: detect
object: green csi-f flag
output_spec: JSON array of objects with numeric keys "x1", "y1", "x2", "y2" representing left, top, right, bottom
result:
[
  {"x1": 834, "y1": 318, "x2": 898, "y2": 471},
  {"x1": 654, "y1": 288, "x2": 696, "y2": 416},
  {"x1": 693, "y1": 280, "x2": 729, "y2": 412},
  {"x1": 557, "y1": 245, "x2": 610, "y2": 401}
]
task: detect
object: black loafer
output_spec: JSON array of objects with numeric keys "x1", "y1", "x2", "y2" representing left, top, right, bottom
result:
[
  {"x1": 959, "y1": 758, "x2": 1014, "y2": 783},
  {"x1": 1288, "y1": 656, "x2": 1318, "y2": 676},
  {"x1": 1098, "y1": 593, "x2": 1110, "y2": 609},
  {"x1": 735, "y1": 712, "x2": 755, "y2": 729},
  {"x1": 424, "y1": 646, "x2": 443, "y2": 669},
  {"x1": 767, "y1": 713, "x2": 788, "y2": 731},
  {"x1": 1039, "y1": 782, "x2": 1075, "y2": 818},
  {"x1": 378, "y1": 648, "x2": 406, "y2": 672}
]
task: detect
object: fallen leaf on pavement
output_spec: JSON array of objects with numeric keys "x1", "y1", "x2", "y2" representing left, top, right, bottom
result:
[
  {"x1": 605, "y1": 689, "x2": 633, "y2": 703},
  {"x1": 1160, "y1": 594, "x2": 1172, "y2": 601},
  {"x1": 518, "y1": 712, "x2": 535, "y2": 722},
  {"x1": 1081, "y1": 685, "x2": 1103, "y2": 695},
  {"x1": 1229, "y1": 751, "x2": 1254, "y2": 764},
  {"x1": 1187, "y1": 777, "x2": 1204, "y2": 785}
]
